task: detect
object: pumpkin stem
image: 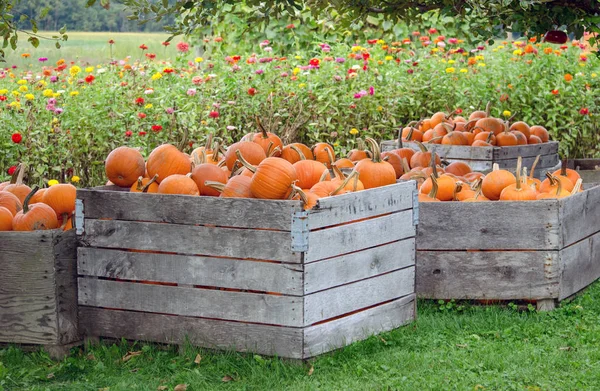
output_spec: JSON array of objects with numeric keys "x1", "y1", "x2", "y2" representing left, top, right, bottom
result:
[
  {"x1": 325, "y1": 146, "x2": 335, "y2": 166},
  {"x1": 289, "y1": 145, "x2": 306, "y2": 160},
  {"x1": 266, "y1": 141, "x2": 275, "y2": 157},
  {"x1": 570, "y1": 178, "x2": 583, "y2": 195},
  {"x1": 405, "y1": 127, "x2": 415, "y2": 142},
  {"x1": 59, "y1": 212, "x2": 70, "y2": 229},
  {"x1": 401, "y1": 157, "x2": 411, "y2": 173},
  {"x1": 318, "y1": 168, "x2": 329, "y2": 182},
  {"x1": 22, "y1": 185, "x2": 39, "y2": 214},
  {"x1": 204, "y1": 181, "x2": 225, "y2": 193},
  {"x1": 142, "y1": 174, "x2": 159, "y2": 193},
  {"x1": 507, "y1": 111, "x2": 518, "y2": 122},
  {"x1": 193, "y1": 150, "x2": 206, "y2": 166},
  {"x1": 205, "y1": 133, "x2": 214, "y2": 152},
  {"x1": 291, "y1": 183, "x2": 309, "y2": 206},
  {"x1": 492, "y1": 163, "x2": 500, "y2": 172},
  {"x1": 545, "y1": 172, "x2": 558, "y2": 187},
  {"x1": 256, "y1": 116, "x2": 269, "y2": 138},
  {"x1": 268, "y1": 145, "x2": 281, "y2": 158},
  {"x1": 485, "y1": 131, "x2": 494, "y2": 144},
  {"x1": 465, "y1": 119, "x2": 478, "y2": 132},
  {"x1": 428, "y1": 174, "x2": 439, "y2": 199},
  {"x1": 235, "y1": 150, "x2": 257, "y2": 173},
  {"x1": 560, "y1": 158, "x2": 568, "y2": 176},
  {"x1": 427, "y1": 136, "x2": 444, "y2": 144},
  {"x1": 364, "y1": 137, "x2": 382, "y2": 163},
  {"x1": 14, "y1": 162, "x2": 26, "y2": 185},
  {"x1": 332, "y1": 163, "x2": 345, "y2": 180},
  {"x1": 430, "y1": 152, "x2": 439, "y2": 179},
  {"x1": 397, "y1": 128, "x2": 404, "y2": 148},
  {"x1": 9, "y1": 163, "x2": 22, "y2": 184},
  {"x1": 229, "y1": 161, "x2": 242, "y2": 178},
  {"x1": 135, "y1": 176, "x2": 144, "y2": 191},
  {"x1": 414, "y1": 140, "x2": 428, "y2": 153},
  {"x1": 177, "y1": 124, "x2": 189, "y2": 152},
  {"x1": 485, "y1": 101, "x2": 492, "y2": 117},
  {"x1": 515, "y1": 156, "x2": 522, "y2": 191},
  {"x1": 330, "y1": 170, "x2": 359, "y2": 196},
  {"x1": 211, "y1": 141, "x2": 221, "y2": 163},
  {"x1": 453, "y1": 181, "x2": 463, "y2": 201}
]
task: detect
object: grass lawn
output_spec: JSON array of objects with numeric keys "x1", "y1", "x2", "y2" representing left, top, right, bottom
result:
[{"x1": 2, "y1": 282, "x2": 600, "y2": 391}]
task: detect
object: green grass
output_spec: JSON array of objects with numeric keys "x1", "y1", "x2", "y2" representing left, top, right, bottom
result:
[
  {"x1": 3, "y1": 282, "x2": 600, "y2": 391},
  {"x1": 4, "y1": 32, "x2": 181, "y2": 67}
]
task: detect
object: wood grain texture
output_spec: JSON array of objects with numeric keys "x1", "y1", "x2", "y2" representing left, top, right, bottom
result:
[
  {"x1": 304, "y1": 238, "x2": 415, "y2": 294},
  {"x1": 77, "y1": 188, "x2": 301, "y2": 231},
  {"x1": 559, "y1": 184, "x2": 600, "y2": 247},
  {"x1": 53, "y1": 230, "x2": 79, "y2": 344},
  {"x1": 308, "y1": 182, "x2": 415, "y2": 230},
  {"x1": 79, "y1": 307, "x2": 304, "y2": 359},
  {"x1": 417, "y1": 202, "x2": 560, "y2": 250},
  {"x1": 78, "y1": 247, "x2": 304, "y2": 295},
  {"x1": 0, "y1": 231, "x2": 59, "y2": 344},
  {"x1": 82, "y1": 219, "x2": 301, "y2": 263},
  {"x1": 416, "y1": 250, "x2": 560, "y2": 300},
  {"x1": 306, "y1": 210, "x2": 415, "y2": 262},
  {"x1": 303, "y1": 266, "x2": 415, "y2": 325},
  {"x1": 78, "y1": 278, "x2": 303, "y2": 327},
  {"x1": 303, "y1": 294, "x2": 415, "y2": 358},
  {"x1": 493, "y1": 141, "x2": 559, "y2": 159},
  {"x1": 381, "y1": 141, "x2": 494, "y2": 160},
  {"x1": 559, "y1": 231, "x2": 600, "y2": 300}
]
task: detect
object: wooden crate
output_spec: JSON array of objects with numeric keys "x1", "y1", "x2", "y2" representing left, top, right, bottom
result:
[
  {"x1": 568, "y1": 159, "x2": 600, "y2": 183},
  {"x1": 381, "y1": 140, "x2": 560, "y2": 178},
  {"x1": 76, "y1": 182, "x2": 417, "y2": 359},
  {"x1": 0, "y1": 229, "x2": 79, "y2": 358},
  {"x1": 415, "y1": 184, "x2": 600, "y2": 311}
]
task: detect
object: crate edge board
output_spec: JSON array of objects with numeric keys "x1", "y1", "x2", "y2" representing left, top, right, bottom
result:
[
  {"x1": 558, "y1": 230, "x2": 600, "y2": 301},
  {"x1": 415, "y1": 250, "x2": 560, "y2": 300},
  {"x1": 53, "y1": 229, "x2": 80, "y2": 345},
  {"x1": 78, "y1": 307, "x2": 304, "y2": 359},
  {"x1": 559, "y1": 184, "x2": 600, "y2": 248},
  {"x1": 302, "y1": 294, "x2": 416, "y2": 358}
]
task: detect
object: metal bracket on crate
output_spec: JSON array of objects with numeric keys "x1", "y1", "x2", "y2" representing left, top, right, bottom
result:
[
  {"x1": 412, "y1": 189, "x2": 420, "y2": 227},
  {"x1": 291, "y1": 210, "x2": 309, "y2": 252},
  {"x1": 75, "y1": 199, "x2": 85, "y2": 235}
]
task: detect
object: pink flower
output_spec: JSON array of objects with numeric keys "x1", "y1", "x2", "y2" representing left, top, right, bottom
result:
[
  {"x1": 369, "y1": 86, "x2": 374, "y2": 95},
  {"x1": 209, "y1": 111, "x2": 219, "y2": 118},
  {"x1": 428, "y1": 28, "x2": 437, "y2": 34},
  {"x1": 187, "y1": 88, "x2": 196, "y2": 96},
  {"x1": 176, "y1": 42, "x2": 190, "y2": 53},
  {"x1": 192, "y1": 76, "x2": 203, "y2": 85},
  {"x1": 580, "y1": 108, "x2": 589, "y2": 115},
  {"x1": 165, "y1": 107, "x2": 175, "y2": 114},
  {"x1": 448, "y1": 38, "x2": 458, "y2": 44}
]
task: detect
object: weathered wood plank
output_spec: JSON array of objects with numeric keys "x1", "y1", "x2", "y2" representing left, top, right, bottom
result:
[
  {"x1": 303, "y1": 267, "x2": 414, "y2": 325},
  {"x1": 303, "y1": 294, "x2": 415, "y2": 358},
  {"x1": 559, "y1": 230, "x2": 600, "y2": 300},
  {"x1": 559, "y1": 184, "x2": 600, "y2": 247},
  {"x1": 381, "y1": 141, "x2": 495, "y2": 160},
  {"x1": 417, "y1": 202, "x2": 560, "y2": 250},
  {"x1": 78, "y1": 278, "x2": 303, "y2": 327},
  {"x1": 53, "y1": 230, "x2": 79, "y2": 345},
  {"x1": 77, "y1": 188, "x2": 301, "y2": 231},
  {"x1": 0, "y1": 231, "x2": 59, "y2": 344},
  {"x1": 78, "y1": 247, "x2": 304, "y2": 295},
  {"x1": 496, "y1": 154, "x2": 559, "y2": 171},
  {"x1": 82, "y1": 219, "x2": 301, "y2": 263},
  {"x1": 308, "y1": 182, "x2": 415, "y2": 230},
  {"x1": 568, "y1": 159, "x2": 600, "y2": 171},
  {"x1": 493, "y1": 141, "x2": 559, "y2": 159},
  {"x1": 79, "y1": 307, "x2": 304, "y2": 359},
  {"x1": 304, "y1": 238, "x2": 414, "y2": 294},
  {"x1": 416, "y1": 250, "x2": 560, "y2": 300},
  {"x1": 306, "y1": 210, "x2": 415, "y2": 262}
]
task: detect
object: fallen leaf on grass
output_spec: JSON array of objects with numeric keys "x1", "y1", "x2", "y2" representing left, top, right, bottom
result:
[
  {"x1": 129, "y1": 368, "x2": 139, "y2": 373},
  {"x1": 222, "y1": 375, "x2": 233, "y2": 382},
  {"x1": 174, "y1": 384, "x2": 188, "y2": 391},
  {"x1": 98, "y1": 388, "x2": 110, "y2": 391},
  {"x1": 122, "y1": 351, "x2": 142, "y2": 362},
  {"x1": 559, "y1": 346, "x2": 572, "y2": 351},
  {"x1": 378, "y1": 336, "x2": 388, "y2": 345},
  {"x1": 456, "y1": 344, "x2": 468, "y2": 348},
  {"x1": 194, "y1": 354, "x2": 202, "y2": 365},
  {"x1": 86, "y1": 353, "x2": 96, "y2": 361},
  {"x1": 156, "y1": 386, "x2": 168, "y2": 391},
  {"x1": 47, "y1": 373, "x2": 55, "y2": 379},
  {"x1": 307, "y1": 366, "x2": 314, "y2": 376}
]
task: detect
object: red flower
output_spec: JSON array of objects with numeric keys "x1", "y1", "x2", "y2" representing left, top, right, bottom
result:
[
  {"x1": 7, "y1": 165, "x2": 17, "y2": 175},
  {"x1": 428, "y1": 28, "x2": 438, "y2": 34},
  {"x1": 214, "y1": 37, "x2": 223, "y2": 43},
  {"x1": 367, "y1": 39, "x2": 378, "y2": 45},
  {"x1": 248, "y1": 87, "x2": 257, "y2": 96},
  {"x1": 347, "y1": 68, "x2": 357, "y2": 74},
  {"x1": 232, "y1": 55, "x2": 241, "y2": 62},
  {"x1": 135, "y1": 97, "x2": 145, "y2": 105},
  {"x1": 162, "y1": 41, "x2": 170, "y2": 47},
  {"x1": 138, "y1": 113, "x2": 146, "y2": 119},
  {"x1": 455, "y1": 108, "x2": 463, "y2": 114},
  {"x1": 125, "y1": 130, "x2": 133, "y2": 137},
  {"x1": 151, "y1": 125, "x2": 163, "y2": 132},
  {"x1": 349, "y1": 104, "x2": 356, "y2": 109},
  {"x1": 286, "y1": 24, "x2": 295, "y2": 29},
  {"x1": 363, "y1": 65, "x2": 368, "y2": 71},
  {"x1": 163, "y1": 68, "x2": 174, "y2": 74},
  {"x1": 139, "y1": 44, "x2": 148, "y2": 50},
  {"x1": 85, "y1": 74, "x2": 95, "y2": 84},
  {"x1": 209, "y1": 111, "x2": 219, "y2": 118},
  {"x1": 362, "y1": 52, "x2": 370, "y2": 60},
  {"x1": 551, "y1": 89, "x2": 559, "y2": 95},
  {"x1": 0, "y1": 96, "x2": 6, "y2": 101},
  {"x1": 108, "y1": 39, "x2": 115, "y2": 45},
  {"x1": 309, "y1": 58, "x2": 320, "y2": 67},
  {"x1": 407, "y1": 68, "x2": 414, "y2": 74},
  {"x1": 145, "y1": 53, "x2": 156, "y2": 60},
  {"x1": 138, "y1": 131, "x2": 147, "y2": 136},
  {"x1": 580, "y1": 108, "x2": 589, "y2": 115},
  {"x1": 176, "y1": 42, "x2": 190, "y2": 53},
  {"x1": 11, "y1": 133, "x2": 22, "y2": 144},
  {"x1": 56, "y1": 64, "x2": 67, "y2": 71}
]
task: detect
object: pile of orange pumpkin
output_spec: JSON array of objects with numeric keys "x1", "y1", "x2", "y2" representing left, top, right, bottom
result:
[
  {"x1": 0, "y1": 164, "x2": 77, "y2": 231},
  {"x1": 400, "y1": 106, "x2": 551, "y2": 147},
  {"x1": 104, "y1": 127, "x2": 403, "y2": 210}
]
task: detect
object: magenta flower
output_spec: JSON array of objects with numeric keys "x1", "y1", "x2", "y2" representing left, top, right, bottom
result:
[{"x1": 369, "y1": 86, "x2": 374, "y2": 95}]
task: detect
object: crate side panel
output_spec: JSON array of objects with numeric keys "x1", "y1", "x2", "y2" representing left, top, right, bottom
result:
[
  {"x1": 79, "y1": 307, "x2": 304, "y2": 359},
  {"x1": 77, "y1": 189, "x2": 298, "y2": 231},
  {"x1": 53, "y1": 230, "x2": 80, "y2": 344},
  {"x1": 493, "y1": 141, "x2": 559, "y2": 159},
  {"x1": 306, "y1": 209, "x2": 415, "y2": 262},
  {"x1": 78, "y1": 278, "x2": 303, "y2": 327},
  {"x1": 304, "y1": 237, "x2": 414, "y2": 294},
  {"x1": 559, "y1": 231, "x2": 600, "y2": 300},
  {"x1": 560, "y1": 184, "x2": 600, "y2": 248},
  {"x1": 82, "y1": 219, "x2": 301, "y2": 263},
  {"x1": 417, "y1": 202, "x2": 560, "y2": 250},
  {"x1": 417, "y1": 250, "x2": 560, "y2": 300},
  {"x1": 303, "y1": 266, "x2": 414, "y2": 325},
  {"x1": 303, "y1": 294, "x2": 415, "y2": 358},
  {"x1": 78, "y1": 248, "x2": 304, "y2": 296},
  {"x1": 380, "y1": 141, "x2": 494, "y2": 160},
  {"x1": 0, "y1": 231, "x2": 59, "y2": 344},
  {"x1": 496, "y1": 154, "x2": 559, "y2": 171}
]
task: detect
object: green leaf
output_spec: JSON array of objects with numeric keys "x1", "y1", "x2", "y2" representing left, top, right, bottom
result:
[
  {"x1": 59, "y1": 25, "x2": 67, "y2": 35},
  {"x1": 28, "y1": 36, "x2": 39, "y2": 48}
]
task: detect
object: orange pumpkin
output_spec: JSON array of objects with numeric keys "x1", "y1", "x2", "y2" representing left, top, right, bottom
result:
[
  {"x1": 4, "y1": 164, "x2": 31, "y2": 204},
  {"x1": 42, "y1": 183, "x2": 77, "y2": 216},
  {"x1": 12, "y1": 186, "x2": 59, "y2": 231},
  {"x1": 130, "y1": 175, "x2": 159, "y2": 193},
  {"x1": 441, "y1": 131, "x2": 468, "y2": 145},
  {"x1": 540, "y1": 172, "x2": 574, "y2": 193},
  {"x1": 499, "y1": 157, "x2": 537, "y2": 201},
  {"x1": 0, "y1": 206, "x2": 13, "y2": 231},
  {"x1": 280, "y1": 143, "x2": 314, "y2": 163},
  {"x1": 410, "y1": 141, "x2": 441, "y2": 169},
  {"x1": 0, "y1": 191, "x2": 23, "y2": 216},
  {"x1": 252, "y1": 118, "x2": 283, "y2": 156},
  {"x1": 552, "y1": 160, "x2": 581, "y2": 188},
  {"x1": 237, "y1": 152, "x2": 297, "y2": 199},
  {"x1": 530, "y1": 125, "x2": 550, "y2": 142},
  {"x1": 191, "y1": 163, "x2": 228, "y2": 197},
  {"x1": 293, "y1": 159, "x2": 330, "y2": 189},
  {"x1": 157, "y1": 174, "x2": 199, "y2": 195},
  {"x1": 475, "y1": 117, "x2": 505, "y2": 135},
  {"x1": 347, "y1": 139, "x2": 372, "y2": 162},
  {"x1": 313, "y1": 143, "x2": 336, "y2": 169},
  {"x1": 418, "y1": 174, "x2": 440, "y2": 202},
  {"x1": 481, "y1": 164, "x2": 516, "y2": 200},
  {"x1": 354, "y1": 138, "x2": 397, "y2": 189},
  {"x1": 511, "y1": 131, "x2": 528, "y2": 145},
  {"x1": 147, "y1": 144, "x2": 192, "y2": 183},
  {"x1": 445, "y1": 161, "x2": 472, "y2": 177},
  {"x1": 105, "y1": 146, "x2": 146, "y2": 187},
  {"x1": 381, "y1": 151, "x2": 404, "y2": 179},
  {"x1": 224, "y1": 141, "x2": 266, "y2": 171},
  {"x1": 509, "y1": 121, "x2": 531, "y2": 139},
  {"x1": 29, "y1": 188, "x2": 47, "y2": 204},
  {"x1": 206, "y1": 175, "x2": 254, "y2": 199},
  {"x1": 291, "y1": 184, "x2": 320, "y2": 210},
  {"x1": 528, "y1": 135, "x2": 543, "y2": 144}
]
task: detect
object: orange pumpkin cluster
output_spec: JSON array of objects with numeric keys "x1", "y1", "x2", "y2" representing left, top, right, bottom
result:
[
  {"x1": 0, "y1": 164, "x2": 76, "y2": 231},
  {"x1": 104, "y1": 128, "x2": 399, "y2": 211},
  {"x1": 400, "y1": 107, "x2": 551, "y2": 147}
]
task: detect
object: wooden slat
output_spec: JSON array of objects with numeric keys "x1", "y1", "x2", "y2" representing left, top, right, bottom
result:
[
  {"x1": 496, "y1": 154, "x2": 559, "y2": 171},
  {"x1": 559, "y1": 184, "x2": 600, "y2": 247},
  {"x1": 559, "y1": 231, "x2": 600, "y2": 300},
  {"x1": 568, "y1": 159, "x2": 600, "y2": 170},
  {"x1": 78, "y1": 247, "x2": 304, "y2": 296},
  {"x1": 303, "y1": 267, "x2": 414, "y2": 325},
  {"x1": 304, "y1": 238, "x2": 414, "y2": 293},
  {"x1": 381, "y1": 141, "x2": 495, "y2": 160},
  {"x1": 77, "y1": 188, "x2": 301, "y2": 231},
  {"x1": 79, "y1": 307, "x2": 304, "y2": 359},
  {"x1": 416, "y1": 250, "x2": 560, "y2": 300},
  {"x1": 0, "y1": 231, "x2": 59, "y2": 344},
  {"x1": 303, "y1": 294, "x2": 415, "y2": 358},
  {"x1": 308, "y1": 182, "x2": 415, "y2": 230},
  {"x1": 493, "y1": 141, "x2": 559, "y2": 159},
  {"x1": 82, "y1": 219, "x2": 301, "y2": 263},
  {"x1": 78, "y1": 278, "x2": 303, "y2": 327},
  {"x1": 53, "y1": 230, "x2": 80, "y2": 345},
  {"x1": 417, "y1": 202, "x2": 560, "y2": 250},
  {"x1": 306, "y1": 210, "x2": 415, "y2": 262}
]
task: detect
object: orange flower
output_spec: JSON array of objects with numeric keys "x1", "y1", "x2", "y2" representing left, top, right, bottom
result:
[
  {"x1": 467, "y1": 57, "x2": 477, "y2": 66},
  {"x1": 123, "y1": 64, "x2": 132, "y2": 70},
  {"x1": 21, "y1": 53, "x2": 31, "y2": 58},
  {"x1": 524, "y1": 44, "x2": 534, "y2": 53},
  {"x1": 529, "y1": 37, "x2": 537, "y2": 43},
  {"x1": 57, "y1": 59, "x2": 65, "y2": 65},
  {"x1": 564, "y1": 73, "x2": 573, "y2": 82},
  {"x1": 543, "y1": 47, "x2": 553, "y2": 54}
]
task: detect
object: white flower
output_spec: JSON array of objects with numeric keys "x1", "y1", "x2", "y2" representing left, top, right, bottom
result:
[{"x1": 144, "y1": 89, "x2": 154, "y2": 95}]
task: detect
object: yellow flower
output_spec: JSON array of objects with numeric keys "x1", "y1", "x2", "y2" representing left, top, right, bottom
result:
[
  {"x1": 71, "y1": 176, "x2": 80, "y2": 183},
  {"x1": 431, "y1": 48, "x2": 439, "y2": 53},
  {"x1": 592, "y1": 73, "x2": 597, "y2": 78},
  {"x1": 194, "y1": 57, "x2": 204, "y2": 63},
  {"x1": 9, "y1": 101, "x2": 21, "y2": 109},
  {"x1": 53, "y1": 92, "x2": 61, "y2": 98},
  {"x1": 25, "y1": 93, "x2": 34, "y2": 100},
  {"x1": 52, "y1": 117, "x2": 59, "y2": 124},
  {"x1": 351, "y1": 46, "x2": 363, "y2": 52},
  {"x1": 18, "y1": 85, "x2": 28, "y2": 92},
  {"x1": 350, "y1": 128, "x2": 359, "y2": 135},
  {"x1": 333, "y1": 142, "x2": 340, "y2": 147},
  {"x1": 475, "y1": 55, "x2": 484, "y2": 61},
  {"x1": 43, "y1": 89, "x2": 54, "y2": 97},
  {"x1": 462, "y1": 52, "x2": 468, "y2": 56},
  {"x1": 151, "y1": 72, "x2": 162, "y2": 80},
  {"x1": 85, "y1": 66, "x2": 94, "y2": 73},
  {"x1": 294, "y1": 55, "x2": 303, "y2": 60},
  {"x1": 377, "y1": 39, "x2": 385, "y2": 44},
  {"x1": 503, "y1": 110, "x2": 511, "y2": 117},
  {"x1": 119, "y1": 71, "x2": 124, "y2": 78},
  {"x1": 0, "y1": 89, "x2": 7, "y2": 95},
  {"x1": 298, "y1": 83, "x2": 306, "y2": 88},
  {"x1": 460, "y1": 68, "x2": 468, "y2": 73},
  {"x1": 492, "y1": 49, "x2": 498, "y2": 52},
  {"x1": 579, "y1": 62, "x2": 586, "y2": 67},
  {"x1": 385, "y1": 55, "x2": 393, "y2": 61},
  {"x1": 447, "y1": 60, "x2": 455, "y2": 64},
  {"x1": 497, "y1": 45, "x2": 504, "y2": 49},
  {"x1": 37, "y1": 80, "x2": 48, "y2": 88},
  {"x1": 477, "y1": 62, "x2": 486, "y2": 67},
  {"x1": 69, "y1": 66, "x2": 81, "y2": 76},
  {"x1": 48, "y1": 179, "x2": 59, "y2": 186},
  {"x1": 514, "y1": 41, "x2": 523, "y2": 46},
  {"x1": 145, "y1": 103, "x2": 153, "y2": 109},
  {"x1": 12, "y1": 91, "x2": 20, "y2": 97},
  {"x1": 292, "y1": 67, "x2": 300, "y2": 76},
  {"x1": 201, "y1": 120, "x2": 207, "y2": 125},
  {"x1": 377, "y1": 106, "x2": 383, "y2": 112},
  {"x1": 17, "y1": 79, "x2": 27, "y2": 85},
  {"x1": 446, "y1": 67, "x2": 455, "y2": 73},
  {"x1": 513, "y1": 49, "x2": 523, "y2": 55},
  {"x1": 8, "y1": 73, "x2": 15, "y2": 78},
  {"x1": 70, "y1": 91, "x2": 79, "y2": 96}
]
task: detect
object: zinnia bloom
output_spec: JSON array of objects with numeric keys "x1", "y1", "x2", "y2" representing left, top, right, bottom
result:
[
  {"x1": 162, "y1": 41, "x2": 170, "y2": 46},
  {"x1": 151, "y1": 125, "x2": 163, "y2": 132},
  {"x1": 209, "y1": 111, "x2": 219, "y2": 118},
  {"x1": 139, "y1": 44, "x2": 148, "y2": 50},
  {"x1": 11, "y1": 133, "x2": 22, "y2": 143},
  {"x1": 248, "y1": 87, "x2": 256, "y2": 96},
  {"x1": 580, "y1": 108, "x2": 589, "y2": 115},
  {"x1": 176, "y1": 42, "x2": 190, "y2": 53},
  {"x1": 7, "y1": 166, "x2": 17, "y2": 175},
  {"x1": 564, "y1": 73, "x2": 573, "y2": 82},
  {"x1": 85, "y1": 75, "x2": 95, "y2": 84}
]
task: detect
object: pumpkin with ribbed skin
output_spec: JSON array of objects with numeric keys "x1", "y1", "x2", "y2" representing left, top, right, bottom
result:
[
  {"x1": 380, "y1": 151, "x2": 404, "y2": 178},
  {"x1": 475, "y1": 117, "x2": 505, "y2": 135},
  {"x1": 312, "y1": 143, "x2": 336, "y2": 169},
  {"x1": 105, "y1": 146, "x2": 146, "y2": 187},
  {"x1": 481, "y1": 164, "x2": 516, "y2": 200},
  {"x1": 0, "y1": 206, "x2": 13, "y2": 231},
  {"x1": 29, "y1": 188, "x2": 47, "y2": 204},
  {"x1": 418, "y1": 174, "x2": 440, "y2": 202},
  {"x1": 205, "y1": 176, "x2": 254, "y2": 199},
  {"x1": 499, "y1": 157, "x2": 537, "y2": 201},
  {"x1": 334, "y1": 158, "x2": 355, "y2": 170},
  {"x1": 12, "y1": 187, "x2": 59, "y2": 231},
  {"x1": 441, "y1": 131, "x2": 468, "y2": 145},
  {"x1": 191, "y1": 163, "x2": 228, "y2": 197},
  {"x1": 347, "y1": 139, "x2": 372, "y2": 162},
  {"x1": 280, "y1": 143, "x2": 314, "y2": 163},
  {"x1": 147, "y1": 144, "x2": 192, "y2": 183},
  {"x1": 540, "y1": 172, "x2": 574, "y2": 193},
  {"x1": 4, "y1": 164, "x2": 31, "y2": 204},
  {"x1": 409, "y1": 141, "x2": 440, "y2": 169},
  {"x1": 224, "y1": 141, "x2": 266, "y2": 171},
  {"x1": 248, "y1": 157, "x2": 297, "y2": 199},
  {"x1": 530, "y1": 125, "x2": 550, "y2": 142},
  {"x1": 293, "y1": 160, "x2": 331, "y2": 189},
  {"x1": 252, "y1": 120, "x2": 283, "y2": 156},
  {"x1": 445, "y1": 161, "x2": 472, "y2": 177},
  {"x1": 552, "y1": 161, "x2": 581, "y2": 188},
  {"x1": 42, "y1": 183, "x2": 77, "y2": 215},
  {"x1": 157, "y1": 174, "x2": 199, "y2": 195},
  {"x1": 130, "y1": 175, "x2": 159, "y2": 193},
  {"x1": 0, "y1": 192, "x2": 22, "y2": 216},
  {"x1": 354, "y1": 138, "x2": 396, "y2": 189},
  {"x1": 291, "y1": 184, "x2": 321, "y2": 210},
  {"x1": 509, "y1": 121, "x2": 531, "y2": 139}
]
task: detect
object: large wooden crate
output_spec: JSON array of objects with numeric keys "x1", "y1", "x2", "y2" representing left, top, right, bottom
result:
[
  {"x1": 381, "y1": 140, "x2": 560, "y2": 178},
  {"x1": 568, "y1": 159, "x2": 600, "y2": 183},
  {"x1": 415, "y1": 184, "x2": 600, "y2": 310},
  {"x1": 0, "y1": 230, "x2": 79, "y2": 358},
  {"x1": 75, "y1": 182, "x2": 417, "y2": 359}
]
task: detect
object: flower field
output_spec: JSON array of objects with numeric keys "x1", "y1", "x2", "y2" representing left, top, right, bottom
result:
[{"x1": 1, "y1": 32, "x2": 598, "y2": 187}]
